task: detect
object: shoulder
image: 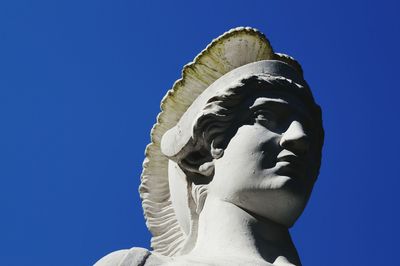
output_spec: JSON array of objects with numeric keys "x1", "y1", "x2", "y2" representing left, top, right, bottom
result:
[{"x1": 94, "y1": 247, "x2": 167, "y2": 266}]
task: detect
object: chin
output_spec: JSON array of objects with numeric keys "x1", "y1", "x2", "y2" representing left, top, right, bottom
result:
[
  {"x1": 236, "y1": 187, "x2": 310, "y2": 227},
  {"x1": 259, "y1": 175, "x2": 293, "y2": 190}
]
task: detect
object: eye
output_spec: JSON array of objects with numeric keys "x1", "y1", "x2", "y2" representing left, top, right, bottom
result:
[{"x1": 253, "y1": 110, "x2": 277, "y2": 129}]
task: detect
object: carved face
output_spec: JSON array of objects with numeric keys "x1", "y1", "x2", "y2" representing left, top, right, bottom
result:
[{"x1": 207, "y1": 90, "x2": 322, "y2": 227}]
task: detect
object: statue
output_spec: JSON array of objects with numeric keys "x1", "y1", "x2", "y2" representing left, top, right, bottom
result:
[{"x1": 95, "y1": 27, "x2": 324, "y2": 266}]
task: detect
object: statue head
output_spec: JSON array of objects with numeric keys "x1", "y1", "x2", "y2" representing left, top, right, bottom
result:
[{"x1": 139, "y1": 27, "x2": 324, "y2": 256}]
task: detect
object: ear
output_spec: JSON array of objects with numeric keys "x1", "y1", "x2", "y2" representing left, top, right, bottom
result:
[
  {"x1": 179, "y1": 142, "x2": 224, "y2": 178},
  {"x1": 179, "y1": 146, "x2": 214, "y2": 177},
  {"x1": 197, "y1": 142, "x2": 224, "y2": 176},
  {"x1": 179, "y1": 155, "x2": 215, "y2": 177},
  {"x1": 210, "y1": 140, "x2": 224, "y2": 159}
]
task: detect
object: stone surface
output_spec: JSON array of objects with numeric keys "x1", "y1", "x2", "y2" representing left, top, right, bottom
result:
[{"x1": 95, "y1": 27, "x2": 324, "y2": 266}]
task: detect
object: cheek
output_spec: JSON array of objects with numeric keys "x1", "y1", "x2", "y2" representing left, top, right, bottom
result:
[
  {"x1": 209, "y1": 125, "x2": 281, "y2": 196},
  {"x1": 221, "y1": 124, "x2": 281, "y2": 171},
  {"x1": 220, "y1": 125, "x2": 274, "y2": 166}
]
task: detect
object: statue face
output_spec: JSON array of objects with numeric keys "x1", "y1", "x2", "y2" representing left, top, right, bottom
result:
[{"x1": 208, "y1": 89, "x2": 321, "y2": 227}]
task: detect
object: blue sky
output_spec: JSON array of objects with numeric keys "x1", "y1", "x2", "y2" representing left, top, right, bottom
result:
[{"x1": 1, "y1": 1, "x2": 399, "y2": 265}]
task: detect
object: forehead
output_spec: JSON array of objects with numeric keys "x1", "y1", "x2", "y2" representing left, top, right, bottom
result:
[{"x1": 246, "y1": 90, "x2": 313, "y2": 119}]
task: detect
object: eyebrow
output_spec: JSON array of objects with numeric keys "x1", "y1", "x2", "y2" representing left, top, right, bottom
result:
[
  {"x1": 249, "y1": 98, "x2": 289, "y2": 109},
  {"x1": 249, "y1": 97, "x2": 313, "y2": 123}
]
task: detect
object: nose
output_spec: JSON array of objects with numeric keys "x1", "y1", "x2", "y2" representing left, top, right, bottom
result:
[{"x1": 279, "y1": 120, "x2": 309, "y2": 154}]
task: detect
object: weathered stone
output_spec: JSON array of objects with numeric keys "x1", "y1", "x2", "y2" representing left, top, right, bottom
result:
[{"x1": 95, "y1": 27, "x2": 324, "y2": 266}]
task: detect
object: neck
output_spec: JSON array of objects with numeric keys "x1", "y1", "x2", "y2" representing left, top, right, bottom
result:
[{"x1": 187, "y1": 196, "x2": 301, "y2": 265}]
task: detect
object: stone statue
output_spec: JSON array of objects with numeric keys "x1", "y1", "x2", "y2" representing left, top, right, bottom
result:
[{"x1": 95, "y1": 27, "x2": 324, "y2": 266}]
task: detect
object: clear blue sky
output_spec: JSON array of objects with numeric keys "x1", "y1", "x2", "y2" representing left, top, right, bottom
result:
[{"x1": 1, "y1": 1, "x2": 399, "y2": 265}]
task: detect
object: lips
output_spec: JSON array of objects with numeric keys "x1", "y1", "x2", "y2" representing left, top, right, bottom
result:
[
  {"x1": 277, "y1": 155, "x2": 300, "y2": 164},
  {"x1": 275, "y1": 150, "x2": 305, "y2": 177},
  {"x1": 276, "y1": 150, "x2": 301, "y2": 163}
]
